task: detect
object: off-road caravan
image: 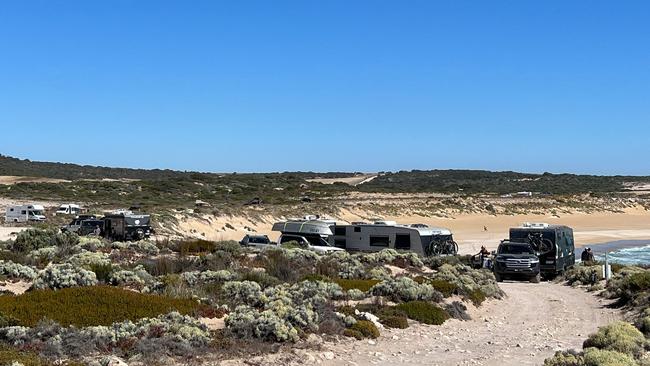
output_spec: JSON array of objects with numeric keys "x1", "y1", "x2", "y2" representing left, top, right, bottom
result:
[
  {"x1": 330, "y1": 221, "x2": 457, "y2": 256},
  {"x1": 272, "y1": 218, "x2": 344, "y2": 253},
  {"x1": 5, "y1": 204, "x2": 46, "y2": 223},
  {"x1": 103, "y1": 211, "x2": 153, "y2": 241}
]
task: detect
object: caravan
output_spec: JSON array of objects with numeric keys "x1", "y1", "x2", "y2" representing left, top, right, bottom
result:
[
  {"x1": 272, "y1": 217, "x2": 457, "y2": 256},
  {"x1": 56, "y1": 204, "x2": 81, "y2": 215},
  {"x1": 5, "y1": 204, "x2": 46, "y2": 223}
]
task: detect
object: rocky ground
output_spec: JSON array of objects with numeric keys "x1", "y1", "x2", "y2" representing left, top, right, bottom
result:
[{"x1": 221, "y1": 282, "x2": 620, "y2": 366}]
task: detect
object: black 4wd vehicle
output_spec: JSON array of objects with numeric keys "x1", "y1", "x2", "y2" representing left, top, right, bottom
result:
[
  {"x1": 493, "y1": 241, "x2": 541, "y2": 283},
  {"x1": 494, "y1": 223, "x2": 576, "y2": 283}
]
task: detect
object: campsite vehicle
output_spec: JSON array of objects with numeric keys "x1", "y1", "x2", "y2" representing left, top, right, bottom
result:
[
  {"x1": 272, "y1": 218, "x2": 457, "y2": 256},
  {"x1": 492, "y1": 240, "x2": 541, "y2": 283},
  {"x1": 272, "y1": 219, "x2": 344, "y2": 253},
  {"x1": 493, "y1": 223, "x2": 575, "y2": 282},
  {"x1": 239, "y1": 234, "x2": 276, "y2": 248},
  {"x1": 5, "y1": 204, "x2": 46, "y2": 223},
  {"x1": 509, "y1": 223, "x2": 575, "y2": 278},
  {"x1": 329, "y1": 221, "x2": 457, "y2": 256},
  {"x1": 61, "y1": 215, "x2": 103, "y2": 236},
  {"x1": 103, "y1": 212, "x2": 153, "y2": 241},
  {"x1": 56, "y1": 204, "x2": 81, "y2": 215}
]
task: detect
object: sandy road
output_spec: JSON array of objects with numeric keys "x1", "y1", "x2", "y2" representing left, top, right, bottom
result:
[
  {"x1": 221, "y1": 282, "x2": 620, "y2": 366},
  {"x1": 316, "y1": 282, "x2": 619, "y2": 366}
]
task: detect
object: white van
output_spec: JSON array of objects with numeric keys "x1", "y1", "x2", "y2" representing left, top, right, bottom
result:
[
  {"x1": 5, "y1": 205, "x2": 46, "y2": 223},
  {"x1": 56, "y1": 204, "x2": 81, "y2": 215}
]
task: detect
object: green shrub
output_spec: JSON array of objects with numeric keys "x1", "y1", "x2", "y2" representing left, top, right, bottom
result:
[
  {"x1": 334, "y1": 279, "x2": 379, "y2": 292},
  {"x1": 301, "y1": 273, "x2": 332, "y2": 283},
  {"x1": 583, "y1": 321, "x2": 645, "y2": 356},
  {"x1": 12, "y1": 228, "x2": 79, "y2": 253},
  {"x1": 177, "y1": 239, "x2": 216, "y2": 255},
  {"x1": 381, "y1": 316, "x2": 409, "y2": 329},
  {"x1": 0, "y1": 312, "x2": 19, "y2": 327},
  {"x1": 583, "y1": 348, "x2": 637, "y2": 366},
  {"x1": 466, "y1": 289, "x2": 487, "y2": 306},
  {"x1": 349, "y1": 320, "x2": 380, "y2": 339},
  {"x1": 343, "y1": 328, "x2": 364, "y2": 340},
  {"x1": 0, "y1": 344, "x2": 52, "y2": 366},
  {"x1": 88, "y1": 263, "x2": 114, "y2": 283},
  {"x1": 395, "y1": 301, "x2": 449, "y2": 325},
  {"x1": 337, "y1": 305, "x2": 356, "y2": 317},
  {"x1": 240, "y1": 270, "x2": 281, "y2": 289},
  {"x1": 627, "y1": 272, "x2": 650, "y2": 292},
  {"x1": 414, "y1": 277, "x2": 458, "y2": 297},
  {"x1": 544, "y1": 350, "x2": 583, "y2": 366},
  {"x1": 0, "y1": 286, "x2": 205, "y2": 327}
]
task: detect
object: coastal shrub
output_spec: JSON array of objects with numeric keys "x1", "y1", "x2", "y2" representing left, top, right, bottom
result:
[
  {"x1": 370, "y1": 277, "x2": 442, "y2": 302},
  {"x1": 346, "y1": 289, "x2": 367, "y2": 300},
  {"x1": 0, "y1": 286, "x2": 205, "y2": 327},
  {"x1": 444, "y1": 301, "x2": 471, "y2": 321},
  {"x1": 414, "y1": 277, "x2": 458, "y2": 297},
  {"x1": 110, "y1": 240, "x2": 160, "y2": 255},
  {"x1": 66, "y1": 251, "x2": 111, "y2": 269},
  {"x1": 0, "y1": 312, "x2": 210, "y2": 359},
  {"x1": 425, "y1": 255, "x2": 473, "y2": 270},
  {"x1": 583, "y1": 321, "x2": 645, "y2": 356},
  {"x1": 222, "y1": 281, "x2": 265, "y2": 307},
  {"x1": 240, "y1": 271, "x2": 281, "y2": 288},
  {"x1": 564, "y1": 264, "x2": 602, "y2": 286},
  {"x1": 381, "y1": 316, "x2": 409, "y2": 329},
  {"x1": 26, "y1": 246, "x2": 58, "y2": 261},
  {"x1": 367, "y1": 267, "x2": 392, "y2": 281},
  {"x1": 348, "y1": 320, "x2": 379, "y2": 339},
  {"x1": 0, "y1": 344, "x2": 52, "y2": 366},
  {"x1": 32, "y1": 263, "x2": 98, "y2": 290},
  {"x1": 319, "y1": 251, "x2": 365, "y2": 279},
  {"x1": 544, "y1": 350, "x2": 584, "y2": 366},
  {"x1": 0, "y1": 260, "x2": 37, "y2": 280},
  {"x1": 359, "y1": 249, "x2": 424, "y2": 268},
  {"x1": 225, "y1": 305, "x2": 300, "y2": 342},
  {"x1": 301, "y1": 273, "x2": 332, "y2": 283},
  {"x1": 88, "y1": 263, "x2": 114, "y2": 283},
  {"x1": 433, "y1": 264, "x2": 504, "y2": 299},
  {"x1": 12, "y1": 229, "x2": 79, "y2": 253},
  {"x1": 343, "y1": 328, "x2": 364, "y2": 340},
  {"x1": 466, "y1": 289, "x2": 487, "y2": 306},
  {"x1": 181, "y1": 270, "x2": 237, "y2": 286},
  {"x1": 583, "y1": 348, "x2": 638, "y2": 366},
  {"x1": 178, "y1": 239, "x2": 217, "y2": 255},
  {"x1": 109, "y1": 265, "x2": 153, "y2": 287},
  {"x1": 603, "y1": 266, "x2": 647, "y2": 301},
  {"x1": 334, "y1": 279, "x2": 379, "y2": 292},
  {"x1": 395, "y1": 301, "x2": 449, "y2": 325}
]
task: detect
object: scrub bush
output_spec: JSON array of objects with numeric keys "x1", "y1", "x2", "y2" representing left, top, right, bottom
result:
[
  {"x1": 370, "y1": 277, "x2": 442, "y2": 302},
  {"x1": 0, "y1": 286, "x2": 205, "y2": 327},
  {"x1": 334, "y1": 279, "x2": 379, "y2": 292},
  {"x1": 583, "y1": 348, "x2": 637, "y2": 366},
  {"x1": 348, "y1": 320, "x2": 379, "y2": 339},
  {"x1": 380, "y1": 316, "x2": 409, "y2": 329},
  {"x1": 12, "y1": 229, "x2": 79, "y2": 253},
  {"x1": 433, "y1": 264, "x2": 504, "y2": 299},
  {"x1": 32, "y1": 263, "x2": 98, "y2": 290},
  {"x1": 395, "y1": 301, "x2": 449, "y2": 325},
  {"x1": 582, "y1": 321, "x2": 645, "y2": 356},
  {"x1": 0, "y1": 260, "x2": 37, "y2": 280}
]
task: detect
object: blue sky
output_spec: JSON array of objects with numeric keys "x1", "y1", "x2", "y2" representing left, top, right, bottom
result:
[{"x1": 0, "y1": 1, "x2": 648, "y2": 174}]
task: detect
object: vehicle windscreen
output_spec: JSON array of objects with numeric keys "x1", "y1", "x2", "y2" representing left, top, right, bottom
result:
[
  {"x1": 305, "y1": 235, "x2": 330, "y2": 247},
  {"x1": 499, "y1": 244, "x2": 535, "y2": 255},
  {"x1": 28, "y1": 210, "x2": 43, "y2": 216}
]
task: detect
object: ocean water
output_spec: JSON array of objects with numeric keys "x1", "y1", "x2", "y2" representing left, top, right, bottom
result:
[{"x1": 592, "y1": 240, "x2": 650, "y2": 265}]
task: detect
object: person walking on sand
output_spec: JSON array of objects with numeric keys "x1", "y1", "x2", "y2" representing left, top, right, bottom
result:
[{"x1": 483, "y1": 225, "x2": 488, "y2": 232}]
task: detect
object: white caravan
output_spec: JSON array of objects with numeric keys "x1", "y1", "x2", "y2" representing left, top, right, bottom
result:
[{"x1": 5, "y1": 204, "x2": 46, "y2": 223}]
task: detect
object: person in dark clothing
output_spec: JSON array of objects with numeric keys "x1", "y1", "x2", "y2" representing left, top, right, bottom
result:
[
  {"x1": 587, "y1": 248, "x2": 595, "y2": 262},
  {"x1": 581, "y1": 247, "x2": 590, "y2": 262}
]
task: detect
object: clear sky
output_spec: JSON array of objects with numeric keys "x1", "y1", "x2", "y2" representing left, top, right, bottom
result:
[{"x1": 1, "y1": 1, "x2": 648, "y2": 174}]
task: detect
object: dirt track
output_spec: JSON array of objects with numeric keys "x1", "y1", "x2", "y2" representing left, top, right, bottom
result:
[{"x1": 225, "y1": 282, "x2": 620, "y2": 366}]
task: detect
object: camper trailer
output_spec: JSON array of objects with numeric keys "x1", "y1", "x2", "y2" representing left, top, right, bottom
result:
[
  {"x1": 103, "y1": 212, "x2": 153, "y2": 241},
  {"x1": 272, "y1": 218, "x2": 457, "y2": 256},
  {"x1": 56, "y1": 204, "x2": 81, "y2": 215},
  {"x1": 330, "y1": 222, "x2": 457, "y2": 256},
  {"x1": 5, "y1": 204, "x2": 46, "y2": 223}
]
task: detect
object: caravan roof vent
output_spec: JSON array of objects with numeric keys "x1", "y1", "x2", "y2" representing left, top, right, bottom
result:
[
  {"x1": 522, "y1": 222, "x2": 550, "y2": 229},
  {"x1": 374, "y1": 220, "x2": 397, "y2": 226}
]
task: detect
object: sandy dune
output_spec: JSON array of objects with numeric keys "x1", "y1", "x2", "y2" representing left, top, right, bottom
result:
[
  {"x1": 306, "y1": 174, "x2": 377, "y2": 186},
  {"x1": 0, "y1": 175, "x2": 69, "y2": 185}
]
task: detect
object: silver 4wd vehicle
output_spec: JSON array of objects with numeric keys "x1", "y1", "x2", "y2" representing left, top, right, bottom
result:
[
  {"x1": 493, "y1": 241, "x2": 541, "y2": 283},
  {"x1": 239, "y1": 234, "x2": 276, "y2": 248}
]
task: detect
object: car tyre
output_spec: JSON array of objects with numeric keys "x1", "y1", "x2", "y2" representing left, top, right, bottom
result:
[{"x1": 530, "y1": 273, "x2": 541, "y2": 283}]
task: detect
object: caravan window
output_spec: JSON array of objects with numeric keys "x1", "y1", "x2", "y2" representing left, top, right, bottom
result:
[
  {"x1": 21, "y1": 211, "x2": 27, "y2": 215},
  {"x1": 354, "y1": 227, "x2": 361, "y2": 233},
  {"x1": 395, "y1": 234, "x2": 411, "y2": 250},
  {"x1": 334, "y1": 226, "x2": 346, "y2": 236},
  {"x1": 369, "y1": 236, "x2": 389, "y2": 247}
]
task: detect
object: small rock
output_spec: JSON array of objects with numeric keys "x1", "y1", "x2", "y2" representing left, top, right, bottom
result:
[
  {"x1": 368, "y1": 340, "x2": 376, "y2": 345},
  {"x1": 321, "y1": 351, "x2": 335, "y2": 360}
]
